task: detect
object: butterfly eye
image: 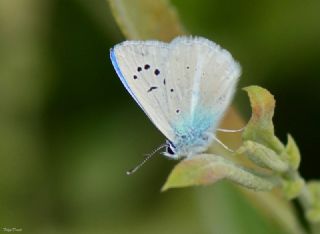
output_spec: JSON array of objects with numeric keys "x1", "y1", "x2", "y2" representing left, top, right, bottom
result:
[
  {"x1": 166, "y1": 141, "x2": 176, "y2": 155},
  {"x1": 166, "y1": 145, "x2": 175, "y2": 155}
]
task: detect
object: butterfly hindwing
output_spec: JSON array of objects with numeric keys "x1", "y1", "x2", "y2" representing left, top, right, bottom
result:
[{"x1": 165, "y1": 37, "x2": 241, "y2": 132}]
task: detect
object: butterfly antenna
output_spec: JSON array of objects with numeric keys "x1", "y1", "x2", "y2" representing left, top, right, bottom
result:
[{"x1": 126, "y1": 144, "x2": 167, "y2": 175}]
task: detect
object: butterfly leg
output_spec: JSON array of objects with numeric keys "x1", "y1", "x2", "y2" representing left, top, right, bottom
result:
[
  {"x1": 217, "y1": 127, "x2": 245, "y2": 133},
  {"x1": 212, "y1": 135, "x2": 234, "y2": 153}
]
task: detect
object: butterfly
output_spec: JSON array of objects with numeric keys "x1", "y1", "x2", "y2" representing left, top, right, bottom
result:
[{"x1": 110, "y1": 36, "x2": 241, "y2": 173}]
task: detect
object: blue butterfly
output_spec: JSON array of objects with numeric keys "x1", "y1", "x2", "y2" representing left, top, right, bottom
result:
[{"x1": 110, "y1": 36, "x2": 241, "y2": 174}]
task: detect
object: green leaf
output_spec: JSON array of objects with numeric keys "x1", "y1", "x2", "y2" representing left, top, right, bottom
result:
[
  {"x1": 162, "y1": 154, "x2": 275, "y2": 192},
  {"x1": 282, "y1": 134, "x2": 301, "y2": 170},
  {"x1": 243, "y1": 86, "x2": 284, "y2": 154},
  {"x1": 306, "y1": 181, "x2": 320, "y2": 223},
  {"x1": 108, "y1": 0, "x2": 185, "y2": 41},
  {"x1": 238, "y1": 140, "x2": 289, "y2": 173},
  {"x1": 281, "y1": 175, "x2": 305, "y2": 200}
]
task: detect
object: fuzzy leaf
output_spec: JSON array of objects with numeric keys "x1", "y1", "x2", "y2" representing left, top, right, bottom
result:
[
  {"x1": 243, "y1": 86, "x2": 284, "y2": 153},
  {"x1": 306, "y1": 181, "x2": 320, "y2": 223},
  {"x1": 282, "y1": 175, "x2": 305, "y2": 200},
  {"x1": 238, "y1": 140, "x2": 289, "y2": 173},
  {"x1": 108, "y1": 0, "x2": 185, "y2": 41},
  {"x1": 283, "y1": 134, "x2": 301, "y2": 170},
  {"x1": 162, "y1": 154, "x2": 276, "y2": 192}
]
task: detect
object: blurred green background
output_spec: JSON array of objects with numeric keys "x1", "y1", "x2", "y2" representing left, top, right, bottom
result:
[{"x1": 0, "y1": 0, "x2": 319, "y2": 233}]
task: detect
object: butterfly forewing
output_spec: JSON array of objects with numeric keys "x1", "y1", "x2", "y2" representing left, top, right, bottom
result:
[{"x1": 111, "y1": 41, "x2": 176, "y2": 141}]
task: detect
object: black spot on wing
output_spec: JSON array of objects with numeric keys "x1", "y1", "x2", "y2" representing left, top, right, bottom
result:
[
  {"x1": 144, "y1": 64, "x2": 150, "y2": 70},
  {"x1": 133, "y1": 75, "x2": 137, "y2": 79},
  {"x1": 218, "y1": 95, "x2": 226, "y2": 103},
  {"x1": 170, "y1": 88, "x2": 174, "y2": 92},
  {"x1": 154, "y1": 69, "x2": 160, "y2": 75},
  {"x1": 147, "y1": 86, "x2": 158, "y2": 92},
  {"x1": 137, "y1": 67, "x2": 142, "y2": 72}
]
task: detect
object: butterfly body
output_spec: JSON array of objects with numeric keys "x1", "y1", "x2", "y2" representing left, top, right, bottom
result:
[
  {"x1": 110, "y1": 36, "x2": 241, "y2": 160},
  {"x1": 163, "y1": 108, "x2": 216, "y2": 158}
]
